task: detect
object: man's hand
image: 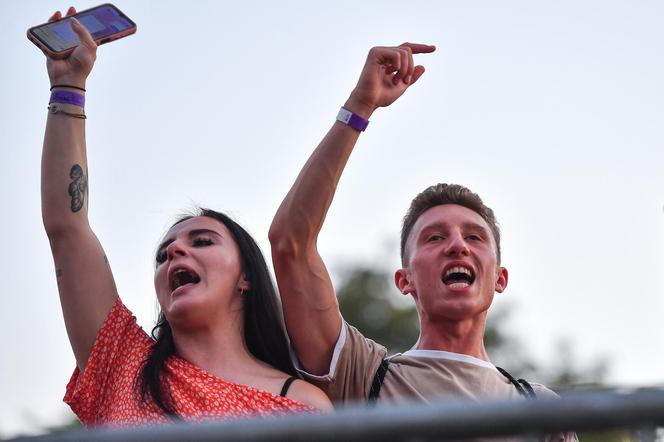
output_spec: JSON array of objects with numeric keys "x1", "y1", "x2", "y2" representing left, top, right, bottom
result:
[
  {"x1": 46, "y1": 7, "x2": 98, "y2": 89},
  {"x1": 345, "y1": 43, "x2": 436, "y2": 118}
]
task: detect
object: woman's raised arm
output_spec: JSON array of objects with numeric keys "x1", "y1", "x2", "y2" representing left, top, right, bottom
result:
[{"x1": 41, "y1": 8, "x2": 118, "y2": 370}]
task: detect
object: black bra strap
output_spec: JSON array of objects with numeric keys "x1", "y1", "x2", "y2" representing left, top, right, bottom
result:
[
  {"x1": 368, "y1": 359, "x2": 390, "y2": 405},
  {"x1": 279, "y1": 376, "x2": 297, "y2": 397}
]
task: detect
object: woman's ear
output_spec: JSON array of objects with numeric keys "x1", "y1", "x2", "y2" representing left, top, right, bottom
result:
[{"x1": 238, "y1": 273, "x2": 251, "y2": 292}]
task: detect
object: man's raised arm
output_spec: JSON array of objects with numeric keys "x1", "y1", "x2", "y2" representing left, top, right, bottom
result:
[{"x1": 269, "y1": 43, "x2": 435, "y2": 375}]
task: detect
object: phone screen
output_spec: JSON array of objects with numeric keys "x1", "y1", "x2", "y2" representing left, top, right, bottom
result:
[{"x1": 31, "y1": 4, "x2": 134, "y2": 52}]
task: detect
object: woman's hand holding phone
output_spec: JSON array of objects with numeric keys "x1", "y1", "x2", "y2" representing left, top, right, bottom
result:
[{"x1": 45, "y1": 7, "x2": 97, "y2": 89}]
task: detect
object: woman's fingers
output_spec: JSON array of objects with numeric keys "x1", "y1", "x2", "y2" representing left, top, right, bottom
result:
[
  {"x1": 70, "y1": 17, "x2": 97, "y2": 50},
  {"x1": 48, "y1": 11, "x2": 62, "y2": 23}
]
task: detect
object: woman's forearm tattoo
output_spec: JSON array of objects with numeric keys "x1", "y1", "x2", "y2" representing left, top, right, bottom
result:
[{"x1": 68, "y1": 164, "x2": 87, "y2": 212}]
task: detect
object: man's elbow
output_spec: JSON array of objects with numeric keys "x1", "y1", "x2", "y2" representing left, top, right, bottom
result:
[{"x1": 269, "y1": 221, "x2": 310, "y2": 262}]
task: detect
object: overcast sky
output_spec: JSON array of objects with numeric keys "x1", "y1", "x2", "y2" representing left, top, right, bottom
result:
[{"x1": 2, "y1": 0, "x2": 663, "y2": 437}]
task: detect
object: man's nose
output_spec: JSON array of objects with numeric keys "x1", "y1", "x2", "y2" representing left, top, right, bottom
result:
[{"x1": 444, "y1": 232, "x2": 470, "y2": 256}]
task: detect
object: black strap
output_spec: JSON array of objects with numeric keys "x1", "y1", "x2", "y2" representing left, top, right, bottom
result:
[
  {"x1": 368, "y1": 359, "x2": 390, "y2": 405},
  {"x1": 518, "y1": 378, "x2": 537, "y2": 400},
  {"x1": 369, "y1": 360, "x2": 535, "y2": 404},
  {"x1": 496, "y1": 366, "x2": 536, "y2": 400},
  {"x1": 279, "y1": 376, "x2": 297, "y2": 397}
]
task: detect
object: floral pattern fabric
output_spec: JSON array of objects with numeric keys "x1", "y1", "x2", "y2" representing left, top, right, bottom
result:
[{"x1": 64, "y1": 298, "x2": 318, "y2": 427}]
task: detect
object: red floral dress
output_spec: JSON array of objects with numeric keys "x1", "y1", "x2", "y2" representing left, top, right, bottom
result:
[{"x1": 64, "y1": 298, "x2": 318, "y2": 427}]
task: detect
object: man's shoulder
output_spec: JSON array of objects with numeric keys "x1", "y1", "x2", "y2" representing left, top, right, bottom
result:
[{"x1": 529, "y1": 382, "x2": 561, "y2": 399}]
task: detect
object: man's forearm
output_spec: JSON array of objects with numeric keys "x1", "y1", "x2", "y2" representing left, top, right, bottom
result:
[{"x1": 270, "y1": 119, "x2": 363, "y2": 248}]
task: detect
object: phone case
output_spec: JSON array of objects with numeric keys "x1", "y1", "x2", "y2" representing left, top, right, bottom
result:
[{"x1": 27, "y1": 3, "x2": 136, "y2": 59}]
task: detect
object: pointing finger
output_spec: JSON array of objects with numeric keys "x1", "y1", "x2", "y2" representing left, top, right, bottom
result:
[{"x1": 399, "y1": 42, "x2": 436, "y2": 55}]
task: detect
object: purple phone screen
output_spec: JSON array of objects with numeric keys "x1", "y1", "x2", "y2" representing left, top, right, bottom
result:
[{"x1": 33, "y1": 5, "x2": 133, "y2": 52}]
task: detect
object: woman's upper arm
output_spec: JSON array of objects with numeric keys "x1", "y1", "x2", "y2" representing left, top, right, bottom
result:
[
  {"x1": 49, "y1": 225, "x2": 119, "y2": 369},
  {"x1": 287, "y1": 379, "x2": 334, "y2": 412}
]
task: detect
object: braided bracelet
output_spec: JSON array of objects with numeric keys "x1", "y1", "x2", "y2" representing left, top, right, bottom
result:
[{"x1": 48, "y1": 104, "x2": 87, "y2": 119}]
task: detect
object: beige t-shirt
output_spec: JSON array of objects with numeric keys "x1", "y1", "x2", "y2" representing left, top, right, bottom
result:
[{"x1": 296, "y1": 321, "x2": 577, "y2": 441}]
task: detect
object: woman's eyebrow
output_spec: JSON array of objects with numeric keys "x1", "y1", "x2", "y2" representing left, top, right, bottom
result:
[{"x1": 188, "y1": 228, "x2": 223, "y2": 239}]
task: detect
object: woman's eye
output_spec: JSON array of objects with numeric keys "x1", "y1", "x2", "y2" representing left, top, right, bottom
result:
[
  {"x1": 155, "y1": 249, "x2": 167, "y2": 264},
  {"x1": 192, "y1": 237, "x2": 213, "y2": 247}
]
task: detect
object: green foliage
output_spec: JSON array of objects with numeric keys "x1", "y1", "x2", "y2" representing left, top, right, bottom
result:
[{"x1": 337, "y1": 268, "x2": 419, "y2": 353}]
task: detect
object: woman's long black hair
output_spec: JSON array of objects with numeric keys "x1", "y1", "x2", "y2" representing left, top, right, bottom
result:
[{"x1": 138, "y1": 208, "x2": 298, "y2": 417}]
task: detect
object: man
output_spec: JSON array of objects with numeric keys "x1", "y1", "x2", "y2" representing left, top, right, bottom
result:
[{"x1": 269, "y1": 43, "x2": 575, "y2": 440}]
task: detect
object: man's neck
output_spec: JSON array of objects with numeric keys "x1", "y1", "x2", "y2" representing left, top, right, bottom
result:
[{"x1": 414, "y1": 316, "x2": 490, "y2": 361}]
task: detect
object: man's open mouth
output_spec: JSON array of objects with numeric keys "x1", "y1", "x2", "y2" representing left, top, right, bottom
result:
[
  {"x1": 442, "y1": 265, "x2": 475, "y2": 289},
  {"x1": 170, "y1": 268, "x2": 201, "y2": 292}
]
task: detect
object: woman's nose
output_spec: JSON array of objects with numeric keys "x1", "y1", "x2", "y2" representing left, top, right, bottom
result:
[{"x1": 166, "y1": 239, "x2": 188, "y2": 260}]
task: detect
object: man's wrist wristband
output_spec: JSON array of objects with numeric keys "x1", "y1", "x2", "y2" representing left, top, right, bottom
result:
[
  {"x1": 336, "y1": 107, "x2": 369, "y2": 132},
  {"x1": 49, "y1": 90, "x2": 85, "y2": 108}
]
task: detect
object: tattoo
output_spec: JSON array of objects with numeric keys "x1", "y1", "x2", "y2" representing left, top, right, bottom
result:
[
  {"x1": 68, "y1": 164, "x2": 88, "y2": 212},
  {"x1": 56, "y1": 268, "x2": 62, "y2": 286},
  {"x1": 104, "y1": 255, "x2": 109, "y2": 265}
]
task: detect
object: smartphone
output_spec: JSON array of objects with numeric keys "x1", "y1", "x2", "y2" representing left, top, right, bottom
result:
[{"x1": 27, "y1": 3, "x2": 136, "y2": 59}]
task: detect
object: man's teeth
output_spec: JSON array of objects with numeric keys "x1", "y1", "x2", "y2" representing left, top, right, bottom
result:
[
  {"x1": 448, "y1": 282, "x2": 470, "y2": 289},
  {"x1": 444, "y1": 266, "x2": 472, "y2": 278}
]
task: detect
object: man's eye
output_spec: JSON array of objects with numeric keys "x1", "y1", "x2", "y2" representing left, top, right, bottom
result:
[
  {"x1": 466, "y1": 235, "x2": 481, "y2": 241},
  {"x1": 192, "y1": 237, "x2": 213, "y2": 247},
  {"x1": 428, "y1": 234, "x2": 444, "y2": 241},
  {"x1": 155, "y1": 249, "x2": 167, "y2": 264}
]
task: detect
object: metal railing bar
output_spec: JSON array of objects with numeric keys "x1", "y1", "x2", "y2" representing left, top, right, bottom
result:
[{"x1": 12, "y1": 387, "x2": 664, "y2": 442}]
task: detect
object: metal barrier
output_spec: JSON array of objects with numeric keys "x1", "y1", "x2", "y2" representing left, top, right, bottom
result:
[{"x1": 11, "y1": 387, "x2": 664, "y2": 441}]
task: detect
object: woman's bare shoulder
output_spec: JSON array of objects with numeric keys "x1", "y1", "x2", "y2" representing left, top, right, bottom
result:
[{"x1": 286, "y1": 379, "x2": 334, "y2": 412}]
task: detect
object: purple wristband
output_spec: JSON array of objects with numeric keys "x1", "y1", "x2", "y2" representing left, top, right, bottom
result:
[
  {"x1": 337, "y1": 107, "x2": 369, "y2": 132},
  {"x1": 49, "y1": 90, "x2": 85, "y2": 108}
]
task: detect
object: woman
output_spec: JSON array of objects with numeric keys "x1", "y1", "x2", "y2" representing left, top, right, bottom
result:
[{"x1": 41, "y1": 7, "x2": 332, "y2": 426}]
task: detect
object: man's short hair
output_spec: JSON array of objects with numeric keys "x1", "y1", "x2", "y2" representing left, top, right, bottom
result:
[{"x1": 400, "y1": 183, "x2": 501, "y2": 266}]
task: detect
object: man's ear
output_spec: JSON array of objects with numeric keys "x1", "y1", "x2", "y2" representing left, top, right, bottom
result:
[
  {"x1": 395, "y1": 268, "x2": 415, "y2": 296},
  {"x1": 494, "y1": 266, "x2": 508, "y2": 293}
]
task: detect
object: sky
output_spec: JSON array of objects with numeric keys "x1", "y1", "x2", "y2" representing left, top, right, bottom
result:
[{"x1": 2, "y1": 0, "x2": 663, "y2": 437}]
